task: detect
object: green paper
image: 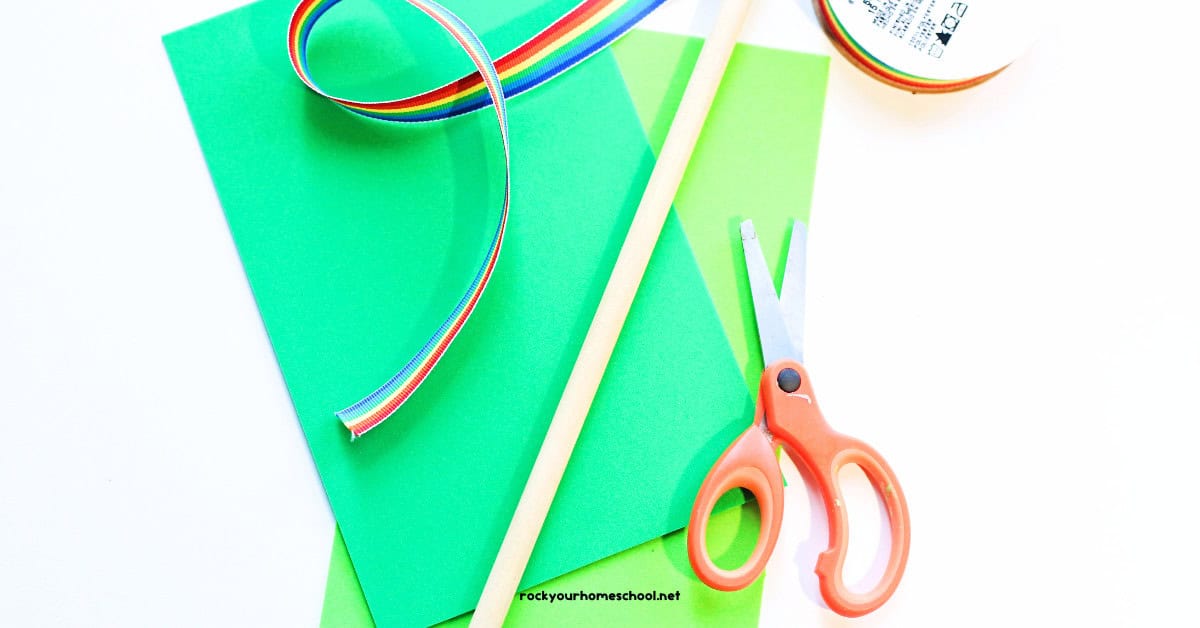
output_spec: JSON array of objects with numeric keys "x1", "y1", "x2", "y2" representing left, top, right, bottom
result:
[
  {"x1": 614, "y1": 32, "x2": 830, "y2": 388},
  {"x1": 322, "y1": 527, "x2": 374, "y2": 628},
  {"x1": 324, "y1": 504, "x2": 761, "y2": 628},
  {"x1": 319, "y1": 29, "x2": 830, "y2": 627},
  {"x1": 165, "y1": 4, "x2": 754, "y2": 627}
]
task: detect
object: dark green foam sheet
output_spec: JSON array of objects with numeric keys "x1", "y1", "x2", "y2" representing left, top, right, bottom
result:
[{"x1": 164, "y1": 1, "x2": 751, "y2": 626}]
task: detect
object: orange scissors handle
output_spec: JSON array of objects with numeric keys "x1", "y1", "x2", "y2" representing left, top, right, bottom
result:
[
  {"x1": 762, "y1": 360, "x2": 910, "y2": 617},
  {"x1": 806, "y1": 432, "x2": 909, "y2": 616},
  {"x1": 686, "y1": 402, "x2": 785, "y2": 591},
  {"x1": 687, "y1": 361, "x2": 910, "y2": 617}
]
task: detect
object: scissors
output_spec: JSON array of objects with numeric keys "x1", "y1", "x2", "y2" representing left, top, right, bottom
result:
[{"x1": 687, "y1": 219, "x2": 910, "y2": 617}]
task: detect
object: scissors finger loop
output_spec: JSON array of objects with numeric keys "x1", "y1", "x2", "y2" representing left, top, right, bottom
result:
[
  {"x1": 687, "y1": 425, "x2": 785, "y2": 591},
  {"x1": 813, "y1": 438, "x2": 911, "y2": 617}
]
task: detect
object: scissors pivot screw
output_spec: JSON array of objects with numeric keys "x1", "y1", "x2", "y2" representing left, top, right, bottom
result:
[{"x1": 777, "y1": 368, "x2": 802, "y2": 393}]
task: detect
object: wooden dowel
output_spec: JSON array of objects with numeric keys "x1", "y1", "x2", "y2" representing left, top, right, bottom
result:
[{"x1": 469, "y1": 2, "x2": 754, "y2": 625}]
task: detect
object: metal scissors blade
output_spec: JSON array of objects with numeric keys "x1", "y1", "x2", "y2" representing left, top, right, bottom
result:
[
  {"x1": 779, "y1": 220, "x2": 807, "y2": 361},
  {"x1": 740, "y1": 219, "x2": 804, "y2": 366}
]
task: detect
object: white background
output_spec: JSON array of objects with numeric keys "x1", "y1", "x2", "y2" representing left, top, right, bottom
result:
[{"x1": 2, "y1": 0, "x2": 1198, "y2": 626}]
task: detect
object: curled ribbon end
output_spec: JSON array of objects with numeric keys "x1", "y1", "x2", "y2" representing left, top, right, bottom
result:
[
  {"x1": 338, "y1": 408, "x2": 376, "y2": 440},
  {"x1": 293, "y1": 0, "x2": 663, "y2": 437}
]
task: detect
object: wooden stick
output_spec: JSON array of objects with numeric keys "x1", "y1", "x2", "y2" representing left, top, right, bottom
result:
[{"x1": 469, "y1": 2, "x2": 754, "y2": 625}]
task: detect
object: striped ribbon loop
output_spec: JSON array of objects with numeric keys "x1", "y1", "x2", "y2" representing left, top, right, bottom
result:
[{"x1": 287, "y1": 0, "x2": 664, "y2": 438}]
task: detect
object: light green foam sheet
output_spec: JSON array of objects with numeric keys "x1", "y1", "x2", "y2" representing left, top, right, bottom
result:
[
  {"x1": 618, "y1": 32, "x2": 830, "y2": 385},
  {"x1": 320, "y1": 30, "x2": 830, "y2": 627},
  {"x1": 325, "y1": 504, "x2": 762, "y2": 628},
  {"x1": 164, "y1": 3, "x2": 759, "y2": 627}
]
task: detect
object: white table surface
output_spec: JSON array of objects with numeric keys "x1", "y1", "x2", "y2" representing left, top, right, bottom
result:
[{"x1": 3, "y1": 1, "x2": 1198, "y2": 626}]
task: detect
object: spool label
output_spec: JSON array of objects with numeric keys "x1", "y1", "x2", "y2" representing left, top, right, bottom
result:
[{"x1": 826, "y1": 0, "x2": 1036, "y2": 81}]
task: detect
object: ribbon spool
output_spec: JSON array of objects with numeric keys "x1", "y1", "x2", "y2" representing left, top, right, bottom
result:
[{"x1": 813, "y1": 0, "x2": 1037, "y2": 92}]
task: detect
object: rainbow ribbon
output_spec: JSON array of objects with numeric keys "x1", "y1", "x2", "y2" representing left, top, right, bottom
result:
[{"x1": 287, "y1": 0, "x2": 665, "y2": 438}]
